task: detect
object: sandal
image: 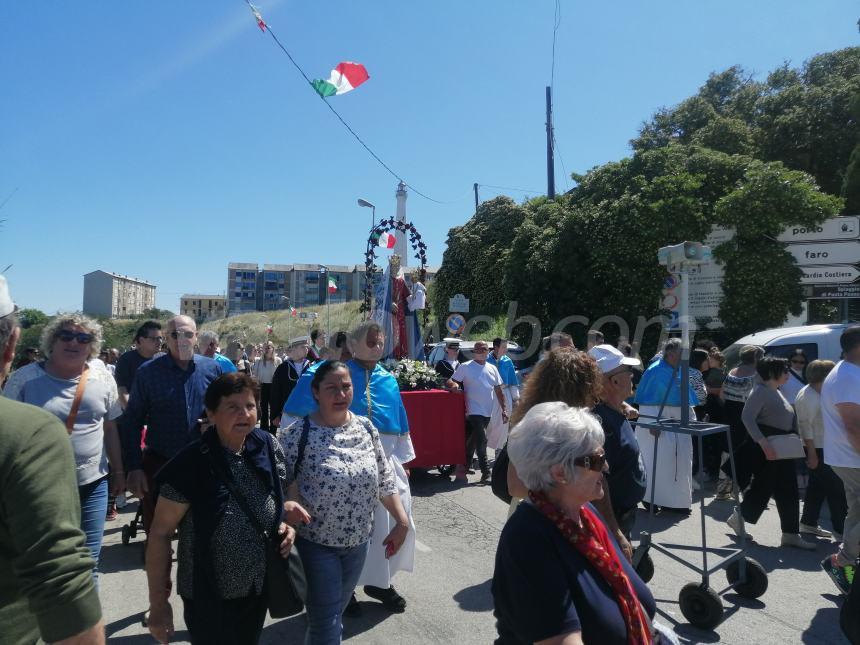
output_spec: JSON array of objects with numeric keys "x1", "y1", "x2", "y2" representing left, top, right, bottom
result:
[{"x1": 363, "y1": 585, "x2": 407, "y2": 613}]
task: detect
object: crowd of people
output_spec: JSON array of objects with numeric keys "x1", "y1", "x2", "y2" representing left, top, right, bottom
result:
[{"x1": 1, "y1": 269, "x2": 859, "y2": 644}]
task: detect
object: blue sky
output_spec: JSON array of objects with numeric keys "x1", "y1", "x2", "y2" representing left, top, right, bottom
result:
[{"x1": 1, "y1": 1, "x2": 856, "y2": 314}]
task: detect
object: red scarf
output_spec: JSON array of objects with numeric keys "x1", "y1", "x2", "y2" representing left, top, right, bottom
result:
[{"x1": 529, "y1": 490, "x2": 652, "y2": 645}]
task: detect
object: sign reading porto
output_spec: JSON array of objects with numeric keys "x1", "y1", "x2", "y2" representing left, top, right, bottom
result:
[{"x1": 777, "y1": 216, "x2": 859, "y2": 243}]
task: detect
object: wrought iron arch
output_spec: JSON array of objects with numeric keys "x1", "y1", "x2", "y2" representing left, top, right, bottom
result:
[{"x1": 361, "y1": 218, "x2": 428, "y2": 324}]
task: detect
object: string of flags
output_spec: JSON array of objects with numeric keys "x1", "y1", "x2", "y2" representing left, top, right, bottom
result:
[{"x1": 240, "y1": 0, "x2": 450, "y2": 204}]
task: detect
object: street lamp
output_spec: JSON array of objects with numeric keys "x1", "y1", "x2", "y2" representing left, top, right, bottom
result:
[{"x1": 357, "y1": 198, "x2": 376, "y2": 231}]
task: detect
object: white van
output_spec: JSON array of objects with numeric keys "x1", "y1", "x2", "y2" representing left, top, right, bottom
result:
[{"x1": 723, "y1": 323, "x2": 852, "y2": 368}]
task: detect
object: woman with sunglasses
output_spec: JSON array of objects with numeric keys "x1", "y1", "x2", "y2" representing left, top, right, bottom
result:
[
  {"x1": 3, "y1": 314, "x2": 124, "y2": 582},
  {"x1": 493, "y1": 402, "x2": 657, "y2": 645},
  {"x1": 779, "y1": 348, "x2": 808, "y2": 405}
]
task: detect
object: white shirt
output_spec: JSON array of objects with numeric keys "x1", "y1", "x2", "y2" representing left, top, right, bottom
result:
[
  {"x1": 252, "y1": 357, "x2": 281, "y2": 384},
  {"x1": 821, "y1": 360, "x2": 860, "y2": 468},
  {"x1": 452, "y1": 360, "x2": 502, "y2": 417},
  {"x1": 795, "y1": 384, "x2": 825, "y2": 449}
]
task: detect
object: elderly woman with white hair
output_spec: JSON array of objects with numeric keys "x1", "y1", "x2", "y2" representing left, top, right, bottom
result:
[
  {"x1": 3, "y1": 313, "x2": 124, "y2": 582},
  {"x1": 492, "y1": 402, "x2": 656, "y2": 645}
]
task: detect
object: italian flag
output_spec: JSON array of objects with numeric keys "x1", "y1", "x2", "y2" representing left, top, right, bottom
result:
[
  {"x1": 328, "y1": 276, "x2": 338, "y2": 294},
  {"x1": 377, "y1": 231, "x2": 396, "y2": 249},
  {"x1": 311, "y1": 62, "x2": 369, "y2": 98}
]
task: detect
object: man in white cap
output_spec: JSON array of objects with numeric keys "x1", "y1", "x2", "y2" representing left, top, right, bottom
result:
[
  {"x1": 588, "y1": 343, "x2": 648, "y2": 561},
  {"x1": 270, "y1": 335, "x2": 312, "y2": 427},
  {"x1": 0, "y1": 276, "x2": 106, "y2": 644}
]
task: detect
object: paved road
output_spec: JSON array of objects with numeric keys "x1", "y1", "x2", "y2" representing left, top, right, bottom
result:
[{"x1": 100, "y1": 471, "x2": 849, "y2": 644}]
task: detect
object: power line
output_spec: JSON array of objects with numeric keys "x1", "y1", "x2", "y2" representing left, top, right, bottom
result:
[
  {"x1": 479, "y1": 183, "x2": 543, "y2": 194},
  {"x1": 245, "y1": 2, "x2": 455, "y2": 204},
  {"x1": 549, "y1": 0, "x2": 570, "y2": 192}
]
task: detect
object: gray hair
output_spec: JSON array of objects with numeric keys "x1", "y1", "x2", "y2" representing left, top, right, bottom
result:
[
  {"x1": 40, "y1": 313, "x2": 103, "y2": 360},
  {"x1": 198, "y1": 330, "x2": 219, "y2": 346},
  {"x1": 507, "y1": 401, "x2": 604, "y2": 492},
  {"x1": 347, "y1": 320, "x2": 383, "y2": 345},
  {"x1": 0, "y1": 313, "x2": 18, "y2": 353},
  {"x1": 663, "y1": 338, "x2": 683, "y2": 356}
]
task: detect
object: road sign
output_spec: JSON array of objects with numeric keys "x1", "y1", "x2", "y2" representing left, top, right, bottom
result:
[
  {"x1": 445, "y1": 313, "x2": 466, "y2": 335},
  {"x1": 799, "y1": 265, "x2": 860, "y2": 285},
  {"x1": 807, "y1": 284, "x2": 860, "y2": 299},
  {"x1": 448, "y1": 294, "x2": 470, "y2": 313},
  {"x1": 777, "y1": 216, "x2": 859, "y2": 243},
  {"x1": 787, "y1": 241, "x2": 860, "y2": 266}
]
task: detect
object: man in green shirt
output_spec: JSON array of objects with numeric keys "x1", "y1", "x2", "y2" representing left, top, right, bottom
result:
[{"x1": 0, "y1": 276, "x2": 104, "y2": 645}]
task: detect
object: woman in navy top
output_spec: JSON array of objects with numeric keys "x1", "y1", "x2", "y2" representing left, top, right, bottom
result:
[{"x1": 493, "y1": 402, "x2": 656, "y2": 644}]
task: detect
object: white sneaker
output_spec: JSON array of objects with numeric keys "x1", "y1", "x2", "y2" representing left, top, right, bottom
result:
[
  {"x1": 115, "y1": 492, "x2": 127, "y2": 509},
  {"x1": 799, "y1": 523, "x2": 832, "y2": 538},
  {"x1": 726, "y1": 509, "x2": 743, "y2": 537},
  {"x1": 781, "y1": 533, "x2": 817, "y2": 550}
]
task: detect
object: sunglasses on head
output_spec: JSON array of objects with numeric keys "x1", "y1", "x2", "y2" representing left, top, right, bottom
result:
[
  {"x1": 57, "y1": 330, "x2": 94, "y2": 344},
  {"x1": 170, "y1": 331, "x2": 196, "y2": 340},
  {"x1": 574, "y1": 451, "x2": 607, "y2": 472}
]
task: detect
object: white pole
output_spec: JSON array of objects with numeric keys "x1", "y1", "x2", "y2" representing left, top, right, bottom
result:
[{"x1": 680, "y1": 270, "x2": 691, "y2": 426}]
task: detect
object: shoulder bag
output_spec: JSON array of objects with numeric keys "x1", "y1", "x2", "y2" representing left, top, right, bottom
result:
[{"x1": 204, "y1": 438, "x2": 306, "y2": 618}]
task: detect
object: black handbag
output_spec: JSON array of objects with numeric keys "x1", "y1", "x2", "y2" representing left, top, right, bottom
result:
[
  {"x1": 491, "y1": 443, "x2": 513, "y2": 504},
  {"x1": 205, "y1": 442, "x2": 307, "y2": 618}
]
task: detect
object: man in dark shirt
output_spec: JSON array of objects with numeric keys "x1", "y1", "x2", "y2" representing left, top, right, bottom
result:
[
  {"x1": 434, "y1": 339, "x2": 461, "y2": 381},
  {"x1": 122, "y1": 315, "x2": 222, "y2": 530},
  {"x1": 588, "y1": 344, "x2": 648, "y2": 560},
  {"x1": 115, "y1": 320, "x2": 163, "y2": 410},
  {"x1": 270, "y1": 336, "x2": 311, "y2": 428}
]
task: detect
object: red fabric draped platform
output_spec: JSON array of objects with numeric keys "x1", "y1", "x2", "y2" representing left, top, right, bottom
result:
[{"x1": 402, "y1": 389, "x2": 466, "y2": 468}]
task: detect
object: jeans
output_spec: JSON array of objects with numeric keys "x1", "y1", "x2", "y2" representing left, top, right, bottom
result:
[
  {"x1": 78, "y1": 475, "x2": 108, "y2": 584},
  {"x1": 832, "y1": 466, "x2": 860, "y2": 563},
  {"x1": 182, "y1": 594, "x2": 268, "y2": 645},
  {"x1": 740, "y1": 457, "x2": 799, "y2": 534},
  {"x1": 801, "y1": 449, "x2": 847, "y2": 534},
  {"x1": 466, "y1": 415, "x2": 491, "y2": 475},
  {"x1": 296, "y1": 537, "x2": 369, "y2": 645}
]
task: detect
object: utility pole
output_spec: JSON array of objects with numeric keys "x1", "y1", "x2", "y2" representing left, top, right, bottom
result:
[
  {"x1": 473, "y1": 183, "x2": 479, "y2": 214},
  {"x1": 545, "y1": 86, "x2": 555, "y2": 200}
]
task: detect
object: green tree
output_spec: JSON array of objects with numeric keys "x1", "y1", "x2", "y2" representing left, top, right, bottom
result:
[
  {"x1": 432, "y1": 197, "x2": 527, "y2": 317},
  {"x1": 16, "y1": 308, "x2": 49, "y2": 329}
]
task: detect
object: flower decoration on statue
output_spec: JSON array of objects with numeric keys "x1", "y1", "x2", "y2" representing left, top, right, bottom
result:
[{"x1": 384, "y1": 358, "x2": 442, "y2": 391}]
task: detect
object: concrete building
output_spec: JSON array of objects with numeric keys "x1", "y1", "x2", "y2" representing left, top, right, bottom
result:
[
  {"x1": 227, "y1": 262, "x2": 259, "y2": 315},
  {"x1": 180, "y1": 294, "x2": 226, "y2": 322},
  {"x1": 83, "y1": 270, "x2": 156, "y2": 318},
  {"x1": 224, "y1": 262, "x2": 438, "y2": 315}
]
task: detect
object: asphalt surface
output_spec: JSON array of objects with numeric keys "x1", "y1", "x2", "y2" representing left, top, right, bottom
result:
[{"x1": 100, "y1": 470, "x2": 850, "y2": 644}]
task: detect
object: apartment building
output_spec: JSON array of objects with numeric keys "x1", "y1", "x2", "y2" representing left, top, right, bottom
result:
[
  {"x1": 83, "y1": 270, "x2": 156, "y2": 318},
  {"x1": 180, "y1": 294, "x2": 226, "y2": 322},
  {"x1": 225, "y1": 262, "x2": 437, "y2": 315}
]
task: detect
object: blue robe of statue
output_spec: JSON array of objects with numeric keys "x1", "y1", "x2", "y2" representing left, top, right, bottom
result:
[{"x1": 282, "y1": 359, "x2": 409, "y2": 436}]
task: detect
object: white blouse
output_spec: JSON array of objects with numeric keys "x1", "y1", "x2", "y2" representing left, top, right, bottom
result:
[{"x1": 279, "y1": 413, "x2": 396, "y2": 547}]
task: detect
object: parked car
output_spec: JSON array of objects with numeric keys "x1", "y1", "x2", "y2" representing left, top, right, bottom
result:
[{"x1": 723, "y1": 323, "x2": 853, "y2": 368}]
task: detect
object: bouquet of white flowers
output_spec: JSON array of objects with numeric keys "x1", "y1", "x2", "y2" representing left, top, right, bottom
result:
[{"x1": 384, "y1": 358, "x2": 442, "y2": 391}]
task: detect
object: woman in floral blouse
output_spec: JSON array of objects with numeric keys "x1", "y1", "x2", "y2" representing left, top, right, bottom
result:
[{"x1": 280, "y1": 360, "x2": 410, "y2": 645}]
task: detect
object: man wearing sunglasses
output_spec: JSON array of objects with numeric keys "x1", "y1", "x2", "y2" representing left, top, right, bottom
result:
[
  {"x1": 448, "y1": 340, "x2": 508, "y2": 484},
  {"x1": 121, "y1": 316, "x2": 223, "y2": 532},
  {"x1": 115, "y1": 320, "x2": 163, "y2": 411}
]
